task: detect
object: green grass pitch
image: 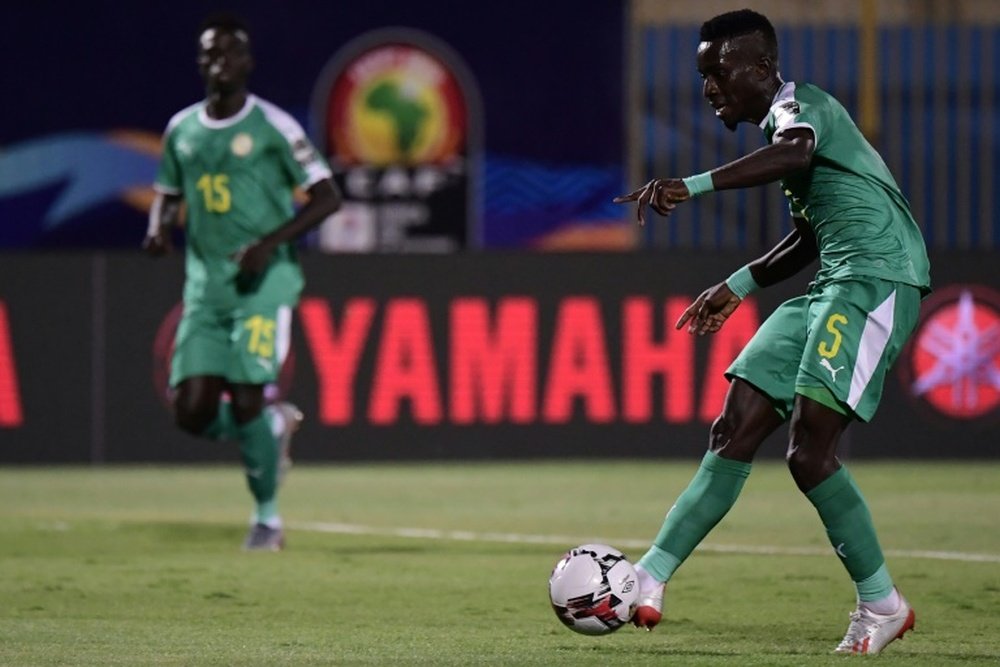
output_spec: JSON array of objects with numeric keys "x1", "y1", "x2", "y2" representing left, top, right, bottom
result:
[{"x1": 2, "y1": 461, "x2": 998, "y2": 665}]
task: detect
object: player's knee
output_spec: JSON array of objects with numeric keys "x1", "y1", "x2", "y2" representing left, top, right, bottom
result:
[
  {"x1": 786, "y1": 418, "x2": 837, "y2": 481},
  {"x1": 708, "y1": 412, "x2": 758, "y2": 459},
  {"x1": 708, "y1": 414, "x2": 736, "y2": 454},
  {"x1": 784, "y1": 439, "x2": 810, "y2": 473},
  {"x1": 229, "y1": 390, "x2": 264, "y2": 424},
  {"x1": 173, "y1": 395, "x2": 216, "y2": 435}
]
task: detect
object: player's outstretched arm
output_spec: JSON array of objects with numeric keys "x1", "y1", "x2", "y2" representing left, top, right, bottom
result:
[
  {"x1": 613, "y1": 128, "x2": 815, "y2": 225},
  {"x1": 232, "y1": 179, "x2": 341, "y2": 275},
  {"x1": 143, "y1": 192, "x2": 183, "y2": 257},
  {"x1": 700, "y1": 127, "x2": 814, "y2": 192}
]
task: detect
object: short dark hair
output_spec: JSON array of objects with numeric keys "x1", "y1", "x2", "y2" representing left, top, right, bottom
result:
[
  {"x1": 199, "y1": 12, "x2": 251, "y2": 42},
  {"x1": 700, "y1": 9, "x2": 778, "y2": 60}
]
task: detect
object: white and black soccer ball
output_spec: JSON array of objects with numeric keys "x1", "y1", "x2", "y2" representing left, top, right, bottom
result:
[{"x1": 548, "y1": 543, "x2": 639, "y2": 635}]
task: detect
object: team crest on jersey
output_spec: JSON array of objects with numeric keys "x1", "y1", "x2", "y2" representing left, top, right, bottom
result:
[
  {"x1": 231, "y1": 132, "x2": 253, "y2": 157},
  {"x1": 902, "y1": 285, "x2": 1000, "y2": 420}
]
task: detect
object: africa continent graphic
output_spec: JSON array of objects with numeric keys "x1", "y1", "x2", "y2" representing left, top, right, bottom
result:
[{"x1": 365, "y1": 81, "x2": 429, "y2": 160}]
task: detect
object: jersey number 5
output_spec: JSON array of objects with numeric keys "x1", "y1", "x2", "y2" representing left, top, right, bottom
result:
[
  {"x1": 817, "y1": 313, "x2": 847, "y2": 358},
  {"x1": 197, "y1": 173, "x2": 231, "y2": 213}
]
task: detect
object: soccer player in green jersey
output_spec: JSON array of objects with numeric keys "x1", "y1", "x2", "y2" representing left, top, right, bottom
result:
[
  {"x1": 143, "y1": 14, "x2": 341, "y2": 551},
  {"x1": 615, "y1": 9, "x2": 929, "y2": 655}
]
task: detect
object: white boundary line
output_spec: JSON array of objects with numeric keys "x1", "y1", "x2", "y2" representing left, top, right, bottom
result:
[{"x1": 291, "y1": 521, "x2": 1000, "y2": 564}]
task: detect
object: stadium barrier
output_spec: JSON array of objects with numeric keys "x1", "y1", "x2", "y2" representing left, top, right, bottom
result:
[{"x1": 0, "y1": 252, "x2": 995, "y2": 462}]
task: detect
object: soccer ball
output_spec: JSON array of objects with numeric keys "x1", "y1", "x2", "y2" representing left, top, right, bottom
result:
[{"x1": 548, "y1": 543, "x2": 639, "y2": 635}]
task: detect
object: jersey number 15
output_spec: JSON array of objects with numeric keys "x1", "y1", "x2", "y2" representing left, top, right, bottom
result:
[{"x1": 197, "y1": 173, "x2": 231, "y2": 213}]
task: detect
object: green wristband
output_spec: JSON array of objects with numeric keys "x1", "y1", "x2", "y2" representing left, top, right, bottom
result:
[
  {"x1": 725, "y1": 265, "x2": 760, "y2": 299},
  {"x1": 682, "y1": 172, "x2": 715, "y2": 197}
]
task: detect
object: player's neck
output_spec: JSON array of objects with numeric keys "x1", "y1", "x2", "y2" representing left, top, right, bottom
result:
[
  {"x1": 766, "y1": 77, "x2": 786, "y2": 103},
  {"x1": 205, "y1": 90, "x2": 249, "y2": 120},
  {"x1": 749, "y1": 78, "x2": 786, "y2": 125}
]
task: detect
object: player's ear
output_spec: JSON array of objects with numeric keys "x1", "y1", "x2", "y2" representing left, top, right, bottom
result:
[{"x1": 755, "y1": 56, "x2": 773, "y2": 81}]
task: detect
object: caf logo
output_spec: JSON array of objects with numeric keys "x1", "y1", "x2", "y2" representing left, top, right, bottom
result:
[
  {"x1": 319, "y1": 40, "x2": 467, "y2": 166},
  {"x1": 903, "y1": 285, "x2": 1000, "y2": 419}
]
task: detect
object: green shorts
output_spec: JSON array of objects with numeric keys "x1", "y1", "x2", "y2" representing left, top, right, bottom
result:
[
  {"x1": 726, "y1": 278, "x2": 922, "y2": 422},
  {"x1": 170, "y1": 298, "x2": 294, "y2": 387}
]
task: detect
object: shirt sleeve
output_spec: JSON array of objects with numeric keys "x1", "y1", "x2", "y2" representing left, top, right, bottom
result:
[
  {"x1": 771, "y1": 96, "x2": 821, "y2": 143},
  {"x1": 260, "y1": 101, "x2": 332, "y2": 190},
  {"x1": 281, "y1": 130, "x2": 331, "y2": 190}
]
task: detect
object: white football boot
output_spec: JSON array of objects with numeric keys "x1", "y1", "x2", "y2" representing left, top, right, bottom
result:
[
  {"x1": 271, "y1": 401, "x2": 303, "y2": 485},
  {"x1": 834, "y1": 589, "x2": 915, "y2": 655},
  {"x1": 631, "y1": 564, "x2": 665, "y2": 630}
]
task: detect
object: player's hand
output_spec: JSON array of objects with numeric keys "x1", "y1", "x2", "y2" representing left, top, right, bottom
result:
[
  {"x1": 613, "y1": 178, "x2": 691, "y2": 226},
  {"x1": 231, "y1": 240, "x2": 275, "y2": 276},
  {"x1": 675, "y1": 282, "x2": 741, "y2": 335},
  {"x1": 142, "y1": 230, "x2": 172, "y2": 257}
]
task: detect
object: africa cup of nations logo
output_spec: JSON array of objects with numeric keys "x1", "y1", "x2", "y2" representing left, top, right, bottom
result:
[
  {"x1": 326, "y1": 44, "x2": 466, "y2": 165},
  {"x1": 903, "y1": 285, "x2": 1000, "y2": 420},
  {"x1": 312, "y1": 30, "x2": 481, "y2": 252}
]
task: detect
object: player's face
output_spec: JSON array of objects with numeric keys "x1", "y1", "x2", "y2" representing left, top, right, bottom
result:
[
  {"x1": 197, "y1": 28, "x2": 252, "y2": 95},
  {"x1": 696, "y1": 38, "x2": 765, "y2": 130}
]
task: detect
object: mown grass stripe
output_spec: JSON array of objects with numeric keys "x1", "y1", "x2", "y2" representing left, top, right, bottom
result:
[{"x1": 293, "y1": 521, "x2": 1000, "y2": 563}]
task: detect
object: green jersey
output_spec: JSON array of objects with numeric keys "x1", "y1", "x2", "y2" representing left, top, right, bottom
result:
[
  {"x1": 154, "y1": 94, "x2": 332, "y2": 306},
  {"x1": 762, "y1": 82, "x2": 930, "y2": 293}
]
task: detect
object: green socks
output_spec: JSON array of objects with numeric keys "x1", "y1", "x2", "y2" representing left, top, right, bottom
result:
[
  {"x1": 806, "y1": 466, "x2": 894, "y2": 601},
  {"x1": 200, "y1": 401, "x2": 237, "y2": 441},
  {"x1": 199, "y1": 401, "x2": 281, "y2": 525},
  {"x1": 637, "y1": 454, "x2": 894, "y2": 604},
  {"x1": 638, "y1": 451, "x2": 752, "y2": 581},
  {"x1": 236, "y1": 413, "x2": 280, "y2": 525}
]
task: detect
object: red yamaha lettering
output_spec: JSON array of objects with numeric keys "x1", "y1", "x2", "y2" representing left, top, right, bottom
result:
[
  {"x1": 299, "y1": 297, "x2": 376, "y2": 425},
  {"x1": 622, "y1": 297, "x2": 694, "y2": 423},
  {"x1": 450, "y1": 298, "x2": 537, "y2": 424},
  {"x1": 369, "y1": 299, "x2": 443, "y2": 424},
  {"x1": 297, "y1": 294, "x2": 760, "y2": 426},
  {"x1": 542, "y1": 298, "x2": 616, "y2": 423},
  {"x1": 0, "y1": 302, "x2": 23, "y2": 427}
]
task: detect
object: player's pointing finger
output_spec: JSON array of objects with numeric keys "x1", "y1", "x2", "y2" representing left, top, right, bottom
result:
[{"x1": 613, "y1": 187, "x2": 644, "y2": 203}]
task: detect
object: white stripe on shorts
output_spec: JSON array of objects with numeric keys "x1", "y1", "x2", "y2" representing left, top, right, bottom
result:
[
  {"x1": 275, "y1": 305, "x2": 292, "y2": 367},
  {"x1": 847, "y1": 290, "x2": 896, "y2": 409}
]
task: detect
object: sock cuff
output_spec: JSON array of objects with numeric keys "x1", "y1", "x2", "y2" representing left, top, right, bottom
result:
[
  {"x1": 701, "y1": 450, "x2": 752, "y2": 478},
  {"x1": 638, "y1": 544, "x2": 683, "y2": 582},
  {"x1": 856, "y1": 563, "x2": 894, "y2": 601},
  {"x1": 805, "y1": 465, "x2": 852, "y2": 504}
]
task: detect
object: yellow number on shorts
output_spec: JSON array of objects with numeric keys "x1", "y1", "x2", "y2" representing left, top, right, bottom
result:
[
  {"x1": 245, "y1": 315, "x2": 276, "y2": 357},
  {"x1": 817, "y1": 313, "x2": 848, "y2": 358},
  {"x1": 196, "y1": 173, "x2": 231, "y2": 213}
]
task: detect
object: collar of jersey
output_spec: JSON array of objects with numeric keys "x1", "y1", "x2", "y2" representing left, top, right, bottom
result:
[
  {"x1": 759, "y1": 81, "x2": 796, "y2": 129},
  {"x1": 198, "y1": 94, "x2": 257, "y2": 129}
]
